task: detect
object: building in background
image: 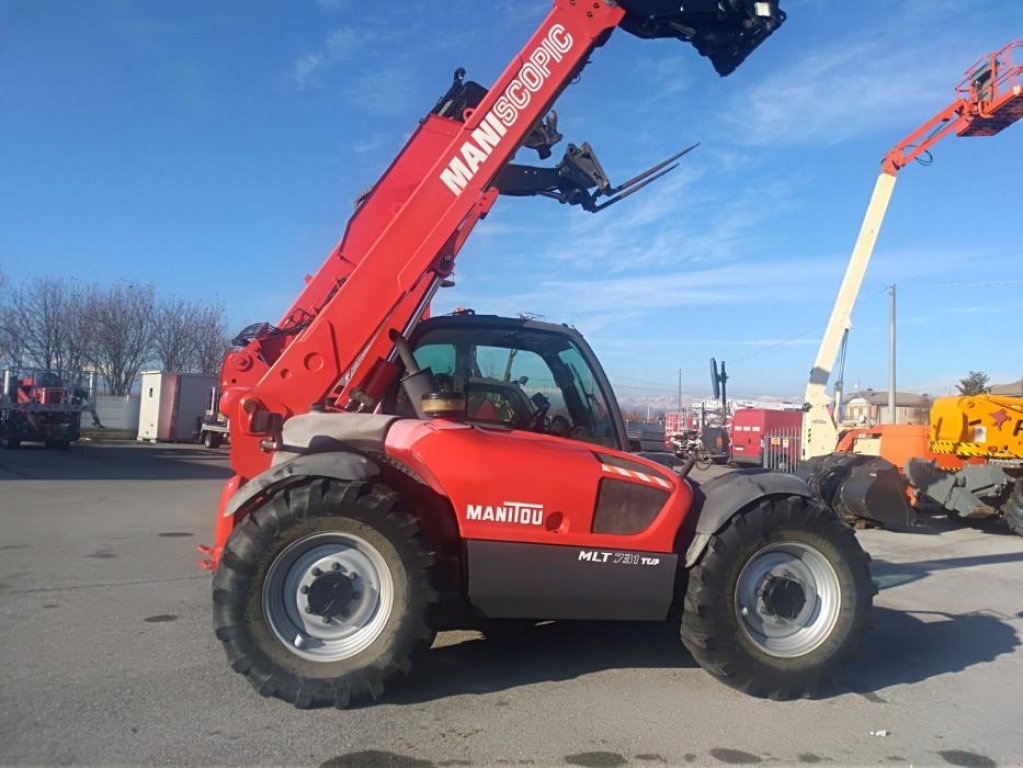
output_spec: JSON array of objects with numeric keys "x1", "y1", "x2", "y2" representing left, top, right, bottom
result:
[
  {"x1": 844, "y1": 389, "x2": 931, "y2": 426},
  {"x1": 990, "y1": 379, "x2": 1023, "y2": 396}
]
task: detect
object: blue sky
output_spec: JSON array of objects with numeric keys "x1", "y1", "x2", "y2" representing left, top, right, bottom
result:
[{"x1": 1, "y1": 0, "x2": 1021, "y2": 404}]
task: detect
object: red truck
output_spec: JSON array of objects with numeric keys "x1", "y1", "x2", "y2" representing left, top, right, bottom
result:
[{"x1": 729, "y1": 408, "x2": 802, "y2": 467}]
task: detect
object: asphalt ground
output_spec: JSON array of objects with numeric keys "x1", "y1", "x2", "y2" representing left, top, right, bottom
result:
[{"x1": 1, "y1": 442, "x2": 1022, "y2": 767}]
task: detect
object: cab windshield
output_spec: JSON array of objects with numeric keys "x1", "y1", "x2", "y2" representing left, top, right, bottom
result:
[{"x1": 398, "y1": 325, "x2": 619, "y2": 449}]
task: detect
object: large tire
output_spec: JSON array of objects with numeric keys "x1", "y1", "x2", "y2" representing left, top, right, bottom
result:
[
  {"x1": 681, "y1": 495, "x2": 874, "y2": 700},
  {"x1": 202, "y1": 430, "x2": 223, "y2": 449},
  {"x1": 212, "y1": 479, "x2": 437, "y2": 709},
  {"x1": 1004, "y1": 477, "x2": 1023, "y2": 538}
]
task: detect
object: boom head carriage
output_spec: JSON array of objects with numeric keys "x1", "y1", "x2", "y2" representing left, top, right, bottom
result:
[
  {"x1": 617, "y1": 0, "x2": 786, "y2": 76},
  {"x1": 430, "y1": 0, "x2": 786, "y2": 211}
]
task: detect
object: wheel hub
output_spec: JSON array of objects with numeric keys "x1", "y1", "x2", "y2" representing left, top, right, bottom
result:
[
  {"x1": 305, "y1": 569, "x2": 357, "y2": 619},
  {"x1": 734, "y1": 541, "x2": 842, "y2": 659},
  {"x1": 759, "y1": 575, "x2": 806, "y2": 621},
  {"x1": 262, "y1": 532, "x2": 393, "y2": 662}
]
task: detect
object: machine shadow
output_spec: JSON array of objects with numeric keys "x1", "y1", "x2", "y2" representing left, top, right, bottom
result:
[
  {"x1": 389, "y1": 620, "x2": 697, "y2": 705},
  {"x1": 870, "y1": 550, "x2": 1023, "y2": 590},
  {"x1": 905, "y1": 506, "x2": 1015, "y2": 537},
  {"x1": 393, "y1": 549, "x2": 1023, "y2": 706},
  {"x1": 0, "y1": 443, "x2": 233, "y2": 481},
  {"x1": 842, "y1": 606, "x2": 1020, "y2": 696}
]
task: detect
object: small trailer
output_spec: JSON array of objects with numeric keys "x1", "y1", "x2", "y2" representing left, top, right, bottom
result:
[
  {"x1": 198, "y1": 386, "x2": 229, "y2": 449},
  {"x1": 729, "y1": 408, "x2": 803, "y2": 467}
]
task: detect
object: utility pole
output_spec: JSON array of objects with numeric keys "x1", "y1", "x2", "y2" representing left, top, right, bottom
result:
[
  {"x1": 677, "y1": 368, "x2": 682, "y2": 414},
  {"x1": 887, "y1": 284, "x2": 897, "y2": 424}
]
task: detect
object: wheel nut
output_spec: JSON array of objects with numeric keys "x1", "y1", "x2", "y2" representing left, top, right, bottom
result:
[
  {"x1": 331, "y1": 562, "x2": 340, "y2": 571},
  {"x1": 304, "y1": 606, "x2": 312, "y2": 614},
  {"x1": 312, "y1": 567, "x2": 322, "y2": 577},
  {"x1": 300, "y1": 585, "x2": 309, "y2": 594}
]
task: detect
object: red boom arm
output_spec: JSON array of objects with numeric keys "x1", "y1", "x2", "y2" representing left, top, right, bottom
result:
[{"x1": 219, "y1": 2, "x2": 626, "y2": 484}]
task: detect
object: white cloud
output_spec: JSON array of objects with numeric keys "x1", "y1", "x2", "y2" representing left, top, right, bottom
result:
[
  {"x1": 325, "y1": 27, "x2": 361, "y2": 57},
  {"x1": 344, "y1": 65, "x2": 417, "y2": 117},
  {"x1": 290, "y1": 26, "x2": 369, "y2": 89},
  {"x1": 291, "y1": 53, "x2": 324, "y2": 89},
  {"x1": 723, "y1": 18, "x2": 992, "y2": 148}
]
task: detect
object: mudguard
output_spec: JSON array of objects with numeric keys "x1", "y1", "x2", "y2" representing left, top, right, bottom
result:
[
  {"x1": 682, "y1": 470, "x2": 814, "y2": 567},
  {"x1": 221, "y1": 452, "x2": 379, "y2": 519}
]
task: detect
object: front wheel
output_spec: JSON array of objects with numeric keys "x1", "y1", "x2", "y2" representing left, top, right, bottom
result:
[
  {"x1": 681, "y1": 495, "x2": 874, "y2": 699},
  {"x1": 691, "y1": 449, "x2": 711, "y2": 471},
  {"x1": 212, "y1": 479, "x2": 437, "y2": 708}
]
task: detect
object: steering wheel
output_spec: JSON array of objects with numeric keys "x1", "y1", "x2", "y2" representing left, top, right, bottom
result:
[
  {"x1": 523, "y1": 394, "x2": 550, "y2": 432},
  {"x1": 548, "y1": 415, "x2": 572, "y2": 438}
]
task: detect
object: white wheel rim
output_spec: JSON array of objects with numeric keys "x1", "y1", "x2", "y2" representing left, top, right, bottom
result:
[
  {"x1": 734, "y1": 541, "x2": 841, "y2": 658},
  {"x1": 263, "y1": 532, "x2": 394, "y2": 663}
]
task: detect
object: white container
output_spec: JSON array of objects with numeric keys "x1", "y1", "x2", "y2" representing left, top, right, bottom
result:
[{"x1": 137, "y1": 371, "x2": 218, "y2": 442}]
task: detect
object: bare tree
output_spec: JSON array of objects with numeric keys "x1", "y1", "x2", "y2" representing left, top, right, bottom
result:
[
  {"x1": 83, "y1": 282, "x2": 157, "y2": 395},
  {"x1": 190, "y1": 303, "x2": 231, "y2": 374},
  {"x1": 0, "y1": 270, "x2": 16, "y2": 366},
  {"x1": 0, "y1": 276, "x2": 86, "y2": 372},
  {"x1": 2, "y1": 274, "x2": 231, "y2": 388},
  {"x1": 153, "y1": 297, "x2": 198, "y2": 373},
  {"x1": 152, "y1": 296, "x2": 230, "y2": 374}
]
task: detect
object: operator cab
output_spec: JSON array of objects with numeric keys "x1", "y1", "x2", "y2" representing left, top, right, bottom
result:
[{"x1": 385, "y1": 313, "x2": 628, "y2": 451}]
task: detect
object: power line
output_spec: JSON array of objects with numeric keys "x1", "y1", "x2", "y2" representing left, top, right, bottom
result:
[
  {"x1": 897, "y1": 279, "x2": 1023, "y2": 289},
  {"x1": 729, "y1": 286, "x2": 889, "y2": 366}
]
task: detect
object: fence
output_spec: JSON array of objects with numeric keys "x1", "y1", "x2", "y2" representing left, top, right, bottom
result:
[
  {"x1": 93, "y1": 395, "x2": 141, "y2": 432},
  {"x1": 762, "y1": 427, "x2": 801, "y2": 473}
]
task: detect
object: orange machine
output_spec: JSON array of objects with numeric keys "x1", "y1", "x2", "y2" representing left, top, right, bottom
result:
[{"x1": 803, "y1": 40, "x2": 1023, "y2": 535}]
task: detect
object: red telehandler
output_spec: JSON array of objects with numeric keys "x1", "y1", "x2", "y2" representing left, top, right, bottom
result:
[{"x1": 207, "y1": 0, "x2": 875, "y2": 709}]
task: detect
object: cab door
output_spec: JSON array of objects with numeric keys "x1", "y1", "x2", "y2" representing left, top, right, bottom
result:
[{"x1": 388, "y1": 322, "x2": 688, "y2": 620}]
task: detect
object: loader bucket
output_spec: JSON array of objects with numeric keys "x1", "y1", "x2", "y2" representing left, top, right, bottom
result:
[
  {"x1": 801, "y1": 452, "x2": 917, "y2": 531},
  {"x1": 618, "y1": 1, "x2": 787, "y2": 76}
]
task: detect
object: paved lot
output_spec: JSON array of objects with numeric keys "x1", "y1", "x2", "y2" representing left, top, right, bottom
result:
[{"x1": 1, "y1": 442, "x2": 1022, "y2": 767}]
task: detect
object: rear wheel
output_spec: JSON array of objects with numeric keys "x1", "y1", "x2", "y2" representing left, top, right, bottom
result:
[
  {"x1": 202, "y1": 430, "x2": 223, "y2": 449},
  {"x1": 681, "y1": 495, "x2": 874, "y2": 699},
  {"x1": 692, "y1": 449, "x2": 712, "y2": 471},
  {"x1": 1004, "y1": 478, "x2": 1023, "y2": 538},
  {"x1": 212, "y1": 479, "x2": 437, "y2": 708}
]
